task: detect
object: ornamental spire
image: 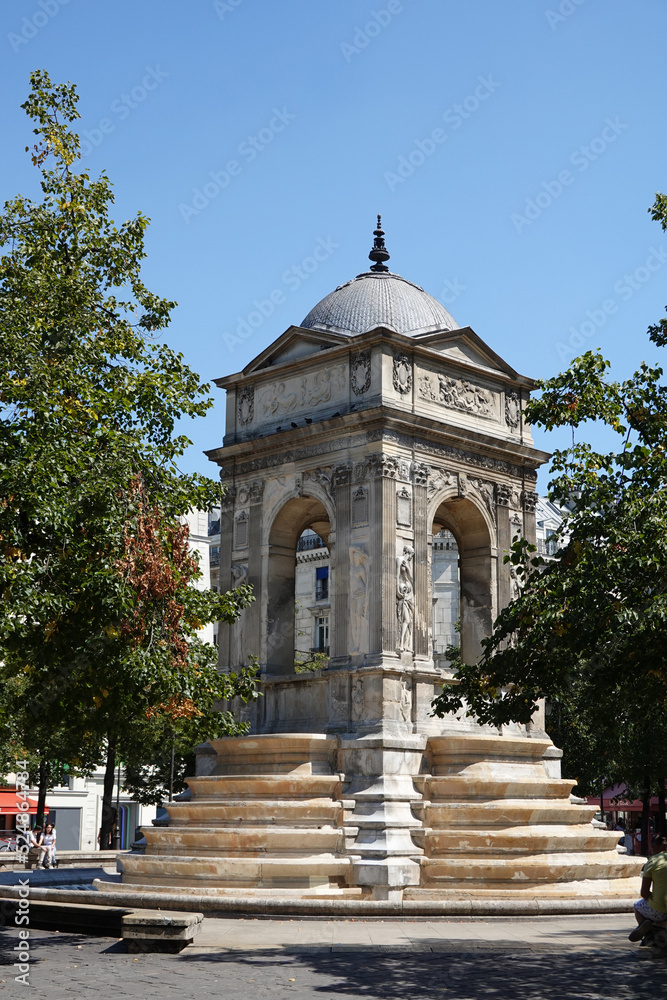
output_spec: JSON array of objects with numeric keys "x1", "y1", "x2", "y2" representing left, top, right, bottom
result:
[{"x1": 368, "y1": 214, "x2": 390, "y2": 272}]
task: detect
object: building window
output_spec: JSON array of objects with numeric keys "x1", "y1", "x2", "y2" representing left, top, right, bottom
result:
[
  {"x1": 210, "y1": 546, "x2": 220, "y2": 568},
  {"x1": 315, "y1": 616, "x2": 329, "y2": 652},
  {"x1": 315, "y1": 566, "x2": 329, "y2": 602}
]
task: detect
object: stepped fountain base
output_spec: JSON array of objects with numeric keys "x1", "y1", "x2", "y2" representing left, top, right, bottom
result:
[{"x1": 109, "y1": 732, "x2": 642, "y2": 914}]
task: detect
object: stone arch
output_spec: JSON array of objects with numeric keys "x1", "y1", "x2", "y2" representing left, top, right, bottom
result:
[
  {"x1": 430, "y1": 493, "x2": 495, "y2": 665},
  {"x1": 265, "y1": 494, "x2": 332, "y2": 676}
]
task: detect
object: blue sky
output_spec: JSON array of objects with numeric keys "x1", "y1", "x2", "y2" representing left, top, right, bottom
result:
[{"x1": 2, "y1": 0, "x2": 666, "y2": 489}]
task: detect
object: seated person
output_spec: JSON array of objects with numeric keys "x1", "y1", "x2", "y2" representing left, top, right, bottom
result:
[
  {"x1": 28, "y1": 826, "x2": 46, "y2": 865},
  {"x1": 629, "y1": 832, "x2": 667, "y2": 941},
  {"x1": 40, "y1": 823, "x2": 56, "y2": 868}
]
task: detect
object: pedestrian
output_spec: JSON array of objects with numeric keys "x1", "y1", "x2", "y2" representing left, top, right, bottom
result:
[
  {"x1": 41, "y1": 823, "x2": 56, "y2": 868},
  {"x1": 629, "y1": 833, "x2": 667, "y2": 941},
  {"x1": 28, "y1": 825, "x2": 46, "y2": 866}
]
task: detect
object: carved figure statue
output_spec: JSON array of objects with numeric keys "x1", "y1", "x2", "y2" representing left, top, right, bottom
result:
[
  {"x1": 396, "y1": 544, "x2": 415, "y2": 652},
  {"x1": 351, "y1": 678, "x2": 364, "y2": 722},
  {"x1": 349, "y1": 546, "x2": 369, "y2": 653}
]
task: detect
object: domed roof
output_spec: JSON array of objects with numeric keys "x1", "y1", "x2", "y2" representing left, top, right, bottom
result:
[
  {"x1": 300, "y1": 216, "x2": 458, "y2": 337},
  {"x1": 300, "y1": 270, "x2": 458, "y2": 337}
]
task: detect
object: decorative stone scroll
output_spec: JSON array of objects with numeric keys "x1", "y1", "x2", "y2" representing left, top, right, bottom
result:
[
  {"x1": 522, "y1": 490, "x2": 538, "y2": 513},
  {"x1": 418, "y1": 372, "x2": 494, "y2": 418},
  {"x1": 234, "y1": 511, "x2": 249, "y2": 549},
  {"x1": 412, "y1": 462, "x2": 430, "y2": 487},
  {"x1": 352, "y1": 486, "x2": 369, "y2": 525},
  {"x1": 351, "y1": 351, "x2": 371, "y2": 396},
  {"x1": 237, "y1": 385, "x2": 254, "y2": 425},
  {"x1": 392, "y1": 353, "x2": 412, "y2": 395},
  {"x1": 496, "y1": 483, "x2": 512, "y2": 507},
  {"x1": 397, "y1": 485, "x2": 412, "y2": 527},
  {"x1": 505, "y1": 391, "x2": 521, "y2": 429},
  {"x1": 368, "y1": 453, "x2": 400, "y2": 480},
  {"x1": 236, "y1": 480, "x2": 264, "y2": 506}
]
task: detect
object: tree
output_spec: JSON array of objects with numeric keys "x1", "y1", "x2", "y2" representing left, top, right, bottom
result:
[
  {"x1": 0, "y1": 71, "x2": 256, "y2": 845},
  {"x1": 433, "y1": 195, "x2": 667, "y2": 848}
]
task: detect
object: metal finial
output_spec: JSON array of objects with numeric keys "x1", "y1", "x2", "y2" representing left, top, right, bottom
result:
[{"x1": 368, "y1": 214, "x2": 390, "y2": 272}]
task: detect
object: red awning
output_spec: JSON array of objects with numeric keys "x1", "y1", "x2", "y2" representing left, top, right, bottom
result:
[
  {"x1": 586, "y1": 785, "x2": 661, "y2": 813},
  {"x1": 0, "y1": 791, "x2": 48, "y2": 815}
]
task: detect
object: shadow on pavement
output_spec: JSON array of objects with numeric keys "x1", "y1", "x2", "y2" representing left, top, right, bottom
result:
[{"x1": 178, "y1": 947, "x2": 666, "y2": 999}]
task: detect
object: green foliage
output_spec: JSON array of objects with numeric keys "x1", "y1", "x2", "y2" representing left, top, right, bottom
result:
[
  {"x1": 0, "y1": 71, "x2": 257, "y2": 801},
  {"x1": 433, "y1": 195, "x2": 667, "y2": 803},
  {"x1": 294, "y1": 650, "x2": 330, "y2": 674}
]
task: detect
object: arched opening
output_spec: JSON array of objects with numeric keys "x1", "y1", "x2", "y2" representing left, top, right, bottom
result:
[
  {"x1": 431, "y1": 529, "x2": 460, "y2": 662},
  {"x1": 431, "y1": 496, "x2": 494, "y2": 665},
  {"x1": 294, "y1": 528, "x2": 330, "y2": 670},
  {"x1": 266, "y1": 495, "x2": 332, "y2": 676}
]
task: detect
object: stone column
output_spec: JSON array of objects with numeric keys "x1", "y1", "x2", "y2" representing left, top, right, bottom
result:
[
  {"x1": 412, "y1": 462, "x2": 430, "y2": 660},
  {"x1": 368, "y1": 455, "x2": 399, "y2": 658},
  {"x1": 245, "y1": 489, "x2": 263, "y2": 669},
  {"x1": 216, "y1": 483, "x2": 235, "y2": 671},
  {"x1": 495, "y1": 483, "x2": 512, "y2": 613},
  {"x1": 331, "y1": 465, "x2": 351, "y2": 664}
]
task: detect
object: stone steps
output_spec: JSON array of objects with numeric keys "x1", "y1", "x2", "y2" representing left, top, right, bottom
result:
[
  {"x1": 95, "y1": 878, "x2": 364, "y2": 898},
  {"x1": 420, "y1": 851, "x2": 639, "y2": 884},
  {"x1": 119, "y1": 852, "x2": 353, "y2": 889},
  {"x1": 143, "y1": 824, "x2": 345, "y2": 856},
  {"x1": 166, "y1": 798, "x2": 343, "y2": 826},
  {"x1": 419, "y1": 824, "x2": 622, "y2": 855},
  {"x1": 185, "y1": 775, "x2": 341, "y2": 799},
  {"x1": 420, "y1": 799, "x2": 598, "y2": 827},
  {"x1": 417, "y1": 776, "x2": 577, "y2": 800}
]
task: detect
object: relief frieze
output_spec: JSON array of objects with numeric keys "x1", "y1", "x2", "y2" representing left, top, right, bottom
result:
[
  {"x1": 418, "y1": 372, "x2": 496, "y2": 420},
  {"x1": 257, "y1": 364, "x2": 346, "y2": 418}
]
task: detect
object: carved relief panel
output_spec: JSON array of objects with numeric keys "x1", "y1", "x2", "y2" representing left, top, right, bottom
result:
[
  {"x1": 417, "y1": 367, "x2": 498, "y2": 422},
  {"x1": 256, "y1": 363, "x2": 346, "y2": 419}
]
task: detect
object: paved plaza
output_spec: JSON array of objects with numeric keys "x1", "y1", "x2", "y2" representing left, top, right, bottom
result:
[{"x1": 1, "y1": 914, "x2": 664, "y2": 999}]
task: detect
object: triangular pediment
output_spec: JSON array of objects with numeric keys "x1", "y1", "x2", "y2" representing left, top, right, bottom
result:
[
  {"x1": 414, "y1": 326, "x2": 521, "y2": 380},
  {"x1": 242, "y1": 326, "x2": 349, "y2": 375}
]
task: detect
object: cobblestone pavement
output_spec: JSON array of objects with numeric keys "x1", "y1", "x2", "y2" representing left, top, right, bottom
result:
[{"x1": 1, "y1": 921, "x2": 664, "y2": 999}]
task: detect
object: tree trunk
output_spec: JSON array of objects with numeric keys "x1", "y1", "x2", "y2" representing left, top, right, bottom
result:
[
  {"x1": 641, "y1": 773, "x2": 651, "y2": 857},
  {"x1": 99, "y1": 740, "x2": 116, "y2": 850},
  {"x1": 36, "y1": 759, "x2": 50, "y2": 828},
  {"x1": 658, "y1": 778, "x2": 666, "y2": 837}
]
